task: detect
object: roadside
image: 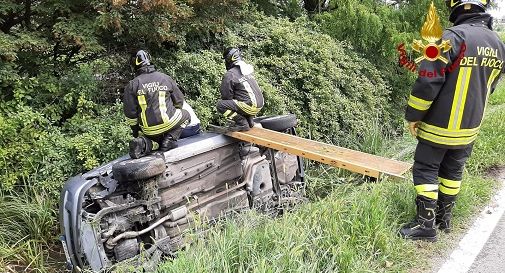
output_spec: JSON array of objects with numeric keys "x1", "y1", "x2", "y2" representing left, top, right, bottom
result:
[
  {"x1": 435, "y1": 167, "x2": 505, "y2": 273},
  {"x1": 469, "y1": 184, "x2": 505, "y2": 273}
]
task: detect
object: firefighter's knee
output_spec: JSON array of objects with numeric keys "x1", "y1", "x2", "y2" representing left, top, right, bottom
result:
[{"x1": 216, "y1": 100, "x2": 228, "y2": 113}]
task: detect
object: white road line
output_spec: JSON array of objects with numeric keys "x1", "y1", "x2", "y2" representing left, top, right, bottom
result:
[{"x1": 437, "y1": 182, "x2": 505, "y2": 273}]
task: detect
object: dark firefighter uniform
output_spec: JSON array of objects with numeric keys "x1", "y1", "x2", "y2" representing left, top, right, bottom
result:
[
  {"x1": 123, "y1": 65, "x2": 190, "y2": 147},
  {"x1": 217, "y1": 63, "x2": 264, "y2": 119},
  {"x1": 217, "y1": 48, "x2": 264, "y2": 131},
  {"x1": 401, "y1": 10, "x2": 505, "y2": 241}
]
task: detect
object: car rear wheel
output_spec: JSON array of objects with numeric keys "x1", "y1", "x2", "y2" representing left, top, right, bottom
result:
[{"x1": 256, "y1": 114, "x2": 298, "y2": 132}]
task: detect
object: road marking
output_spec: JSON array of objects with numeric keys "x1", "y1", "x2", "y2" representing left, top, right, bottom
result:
[{"x1": 437, "y1": 180, "x2": 505, "y2": 273}]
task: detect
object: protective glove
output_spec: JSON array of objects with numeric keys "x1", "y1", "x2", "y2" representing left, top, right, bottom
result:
[{"x1": 408, "y1": 121, "x2": 420, "y2": 137}]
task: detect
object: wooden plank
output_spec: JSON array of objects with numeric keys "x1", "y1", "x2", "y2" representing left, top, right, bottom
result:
[{"x1": 226, "y1": 127, "x2": 412, "y2": 179}]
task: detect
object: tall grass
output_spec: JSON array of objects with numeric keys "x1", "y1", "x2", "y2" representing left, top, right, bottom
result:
[
  {"x1": 158, "y1": 182, "x2": 419, "y2": 273},
  {"x1": 489, "y1": 79, "x2": 505, "y2": 106},
  {"x1": 0, "y1": 186, "x2": 60, "y2": 272}
]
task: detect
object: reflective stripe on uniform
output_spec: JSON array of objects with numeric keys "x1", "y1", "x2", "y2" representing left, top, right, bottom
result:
[
  {"x1": 229, "y1": 112, "x2": 237, "y2": 119},
  {"x1": 439, "y1": 177, "x2": 462, "y2": 188},
  {"x1": 243, "y1": 81, "x2": 257, "y2": 107},
  {"x1": 438, "y1": 177, "x2": 462, "y2": 196},
  {"x1": 138, "y1": 95, "x2": 148, "y2": 128},
  {"x1": 408, "y1": 95, "x2": 433, "y2": 111},
  {"x1": 141, "y1": 109, "x2": 182, "y2": 136},
  {"x1": 126, "y1": 117, "x2": 138, "y2": 126},
  {"x1": 418, "y1": 122, "x2": 480, "y2": 138},
  {"x1": 479, "y1": 68, "x2": 502, "y2": 127},
  {"x1": 487, "y1": 69, "x2": 501, "y2": 92},
  {"x1": 234, "y1": 100, "x2": 261, "y2": 116},
  {"x1": 439, "y1": 184, "x2": 461, "y2": 195},
  {"x1": 158, "y1": 91, "x2": 170, "y2": 123},
  {"x1": 223, "y1": 110, "x2": 232, "y2": 118},
  {"x1": 449, "y1": 67, "x2": 473, "y2": 130},
  {"x1": 415, "y1": 184, "x2": 439, "y2": 200},
  {"x1": 417, "y1": 128, "x2": 478, "y2": 146}
]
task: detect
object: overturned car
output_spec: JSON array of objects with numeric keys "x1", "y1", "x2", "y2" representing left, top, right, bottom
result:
[{"x1": 59, "y1": 114, "x2": 306, "y2": 272}]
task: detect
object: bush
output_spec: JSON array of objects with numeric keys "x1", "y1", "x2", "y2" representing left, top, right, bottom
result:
[
  {"x1": 313, "y1": 0, "x2": 451, "y2": 121},
  {"x1": 155, "y1": 15, "x2": 393, "y2": 148},
  {"x1": 0, "y1": 102, "x2": 129, "y2": 197},
  {"x1": 223, "y1": 17, "x2": 393, "y2": 147}
]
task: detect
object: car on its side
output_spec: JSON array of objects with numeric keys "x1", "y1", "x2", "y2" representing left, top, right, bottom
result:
[{"x1": 59, "y1": 114, "x2": 306, "y2": 272}]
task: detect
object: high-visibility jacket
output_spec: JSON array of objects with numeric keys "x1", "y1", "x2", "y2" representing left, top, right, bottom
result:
[
  {"x1": 220, "y1": 61, "x2": 264, "y2": 115},
  {"x1": 123, "y1": 65, "x2": 185, "y2": 136},
  {"x1": 406, "y1": 13, "x2": 505, "y2": 149}
]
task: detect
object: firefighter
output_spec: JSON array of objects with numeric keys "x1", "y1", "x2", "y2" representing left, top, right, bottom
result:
[
  {"x1": 400, "y1": 0, "x2": 505, "y2": 242},
  {"x1": 216, "y1": 47, "x2": 264, "y2": 131},
  {"x1": 123, "y1": 50, "x2": 191, "y2": 159}
]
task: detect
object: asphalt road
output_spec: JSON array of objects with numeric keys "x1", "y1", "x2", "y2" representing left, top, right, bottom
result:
[
  {"x1": 467, "y1": 212, "x2": 505, "y2": 273},
  {"x1": 468, "y1": 170, "x2": 505, "y2": 273},
  {"x1": 436, "y1": 168, "x2": 505, "y2": 273}
]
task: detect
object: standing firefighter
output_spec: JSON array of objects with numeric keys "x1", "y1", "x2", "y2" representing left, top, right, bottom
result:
[
  {"x1": 123, "y1": 50, "x2": 190, "y2": 159},
  {"x1": 400, "y1": 0, "x2": 505, "y2": 241},
  {"x1": 217, "y1": 47, "x2": 264, "y2": 131}
]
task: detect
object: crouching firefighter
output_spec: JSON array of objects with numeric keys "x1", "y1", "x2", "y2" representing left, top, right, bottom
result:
[
  {"x1": 123, "y1": 50, "x2": 191, "y2": 159},
  {"x1": 217, "y1": 47, "x2": 264, "y2": 131},
  {"x1": 400, "y1": 0, "x2": 505, "y2": 242}
]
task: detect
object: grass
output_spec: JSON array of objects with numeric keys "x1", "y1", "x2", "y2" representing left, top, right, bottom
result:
[
  {"x1": 489, "y1": 81, "x2": 505, "y2": 106},
  {"x1": 156, "y1": 81, "x2": 505, "y2": 273},
  {"x1": 0, "y1": 186, "x2": 61, "y2": 273}
]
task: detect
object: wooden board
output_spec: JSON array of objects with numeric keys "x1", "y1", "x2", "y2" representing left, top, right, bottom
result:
[{"x1": 225, "y1": 127, "x2": 412, "y2": 179}]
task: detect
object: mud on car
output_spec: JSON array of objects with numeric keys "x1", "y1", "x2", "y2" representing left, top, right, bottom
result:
[{"x1": 59, "y1": 114, "x2": 306, "y2": 272}]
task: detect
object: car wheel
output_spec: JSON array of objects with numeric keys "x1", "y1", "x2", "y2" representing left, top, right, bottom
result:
[
  {"x1": 112, "y1": 155, "x2": 166, "y2": 182},
  {"x1": 257, "y1": 114, "x2": 298, "y2": 132}
]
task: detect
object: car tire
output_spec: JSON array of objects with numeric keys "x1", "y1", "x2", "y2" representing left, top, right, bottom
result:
[
  {"x1": 112, "y1": 155, "x2": 166, "y2": 182},
  {"x1": 257, "y1": 114, "x2": 298, "y2": 132}
]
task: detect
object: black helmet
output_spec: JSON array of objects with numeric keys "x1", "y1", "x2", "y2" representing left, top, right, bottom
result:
[
  {"x1": 223, "y1": 47, "x2": 242, "y2": 70},
  {"x1": 131, "y1": 50, "x2": 151, "y2": 71},
  {"x1": 446, "y1": 0, "x2": 489, "y2": 21}
]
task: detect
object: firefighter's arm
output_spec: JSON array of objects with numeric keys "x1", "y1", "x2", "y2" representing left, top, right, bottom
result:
[
  {"x1": 170, "y1": 80, "x2": 184, "y2": 109},
  {"x1": 405, "y1": 64, "x2": 445, "y2": 122},
  {"x1": 219, "y1": 71, "x2": 234, "y2": 100},
  {"x1": 491, "y1": 55, "x2": 505, "y2": 94},
  {"x1": 123, "y1": 81, "x2": 140, "y2": 137}
]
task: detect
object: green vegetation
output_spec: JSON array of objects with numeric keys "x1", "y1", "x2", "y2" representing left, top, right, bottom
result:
[
  {"x1": 1, "y1": 0, "x2": 503, "y2": 271},
  {"x1": 489, "y1": 81, "x2": 505, "y2": 105}
]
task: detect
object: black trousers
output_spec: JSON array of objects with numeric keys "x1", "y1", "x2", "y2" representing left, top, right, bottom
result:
[
  {"x1": 216, "y1": 100, "x2": 260, "y2": 119},
  {"x1": 412, "y1": 142, "x2": 473, "y2": 200},
  {"x1": 148, "y1": 109, "x2": 191, "y2": 144}
]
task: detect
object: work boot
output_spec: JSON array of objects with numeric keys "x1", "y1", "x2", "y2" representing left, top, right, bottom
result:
[
  {"x1": 436, "y1": 193, "x2": 457, "y2": 233},
  {"x1": 225, "y1": 115, "x2": 250, "y2": 132},
  {"x1": 129, "y1": 136, "x2": 152, "y2": 159},
  {"x1": 246, "y1": 116, "x2": 255, "y2": 128},
  {"x1": 159, "y1": 135, "x2": 178, "y2": 152},
  {"x1": 399, "y1": 196, "x2": 437, "y2": 242}
]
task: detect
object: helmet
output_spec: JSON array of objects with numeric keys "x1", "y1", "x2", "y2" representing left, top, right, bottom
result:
[
  {"x1": 446, "y1": 0, "x2": 489, "y2": 22},
  {"x1": 446, "y1": 0, "x2": 489, "y2": 16},
  {"x1": 223, "y1": 47, "x2": 242, "y2": 70},
  {"x1": 131, "y1": 50, "x2": 151, "y2": 71},
  {"x1": 445, "y1": 0, "x2": 489, "y2": 11}
]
